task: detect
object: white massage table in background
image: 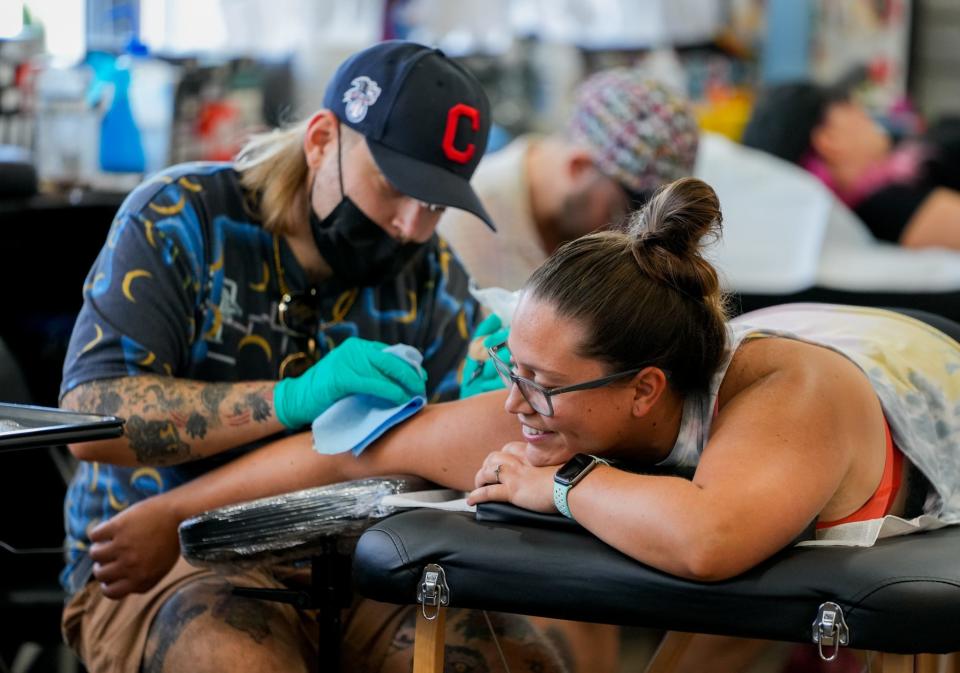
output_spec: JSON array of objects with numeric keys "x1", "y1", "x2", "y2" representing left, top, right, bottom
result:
[{"x1": 696, "y1": 132, "x2": 960, "y2": 320}]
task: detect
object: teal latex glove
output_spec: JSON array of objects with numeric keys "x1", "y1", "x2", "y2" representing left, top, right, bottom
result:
[
  {"x1": 274, "y1": 337, "x2": 427, "y2": 429},
  {"x1": 459, "y1": 313, "x2": 510, "y2": 399}
]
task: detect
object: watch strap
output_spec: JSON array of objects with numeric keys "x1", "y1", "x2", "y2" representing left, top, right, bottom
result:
[
  {"x1": 553, "y1": 480, "x2": 574, "y2": 518},
  {"x1": 553, "y1": 455, "x2": 609, "y2": 520}
]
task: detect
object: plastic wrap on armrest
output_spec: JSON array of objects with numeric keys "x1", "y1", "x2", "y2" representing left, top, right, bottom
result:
[{"x1": 179, "y1": 478, "x2": 419, "y2": 572}]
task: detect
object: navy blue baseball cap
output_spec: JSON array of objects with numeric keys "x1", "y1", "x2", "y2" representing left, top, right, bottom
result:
[{"x1": 323, "y1": 40, "x2": 495, "y2": 230}]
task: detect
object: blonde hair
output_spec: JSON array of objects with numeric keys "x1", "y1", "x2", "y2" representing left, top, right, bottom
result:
[
  {"x1": 235, "y1": 119, "x2": 310, "y2": 234},
  {"x1": 526, "y1": 177, "x2": 728, "y2": 394}
]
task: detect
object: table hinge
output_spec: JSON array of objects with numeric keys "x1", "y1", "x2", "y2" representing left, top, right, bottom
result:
[
  {"x1": 416, "y1": 563, "x2": 450, "y2": 621},
  {"x1": 812, "y1": 601, "x2": 850, "y2": 661}
]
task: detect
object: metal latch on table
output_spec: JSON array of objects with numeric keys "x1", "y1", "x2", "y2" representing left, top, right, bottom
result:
[
  {"x1": 812, "y1": 601, "x2": 850, "y2": 661},
  {"x1": 416, "y1": 563, "x2": 450, "y2": 621}
]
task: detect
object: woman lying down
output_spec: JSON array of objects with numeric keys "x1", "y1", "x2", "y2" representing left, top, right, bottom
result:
[
  {"x1": 460, "y1": 176, "x2": 958, "y2": 566},
  {"x1": 90, "y1": 177, "x2": 960, "y2": 671}
]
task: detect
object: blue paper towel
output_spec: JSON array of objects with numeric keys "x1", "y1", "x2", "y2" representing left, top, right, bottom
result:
[{"x1": 311, "y1": 344, "x2": 426, "y2": 456}]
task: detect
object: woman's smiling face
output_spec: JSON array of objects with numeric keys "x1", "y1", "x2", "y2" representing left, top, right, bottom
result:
[{"x1": 502, "y1": 294, "x2": 645, "y2": 467}]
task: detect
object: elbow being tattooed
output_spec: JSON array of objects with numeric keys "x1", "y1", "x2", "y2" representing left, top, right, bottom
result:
[{"x1": 63, "y1": 376, "x2": 275, "y2": 466}]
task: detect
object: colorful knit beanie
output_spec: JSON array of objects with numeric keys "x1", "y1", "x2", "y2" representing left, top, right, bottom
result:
[{"x1": 567, "y1": 69, "x2": 700, "y2": 198}]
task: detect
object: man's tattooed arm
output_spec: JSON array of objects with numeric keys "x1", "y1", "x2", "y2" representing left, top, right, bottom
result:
[{"x1": 61, "y1": 375, "x2": 282, "y2": 466}]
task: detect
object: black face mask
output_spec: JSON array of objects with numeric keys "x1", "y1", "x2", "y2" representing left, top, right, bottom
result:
[{"x1": 309, "y1": 198, "x2": 426, "y2": 287}]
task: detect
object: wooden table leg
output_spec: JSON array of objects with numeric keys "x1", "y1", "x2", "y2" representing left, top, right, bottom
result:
[
  {"x1": 880, "y1": 653, "x2": 916, "y2": 673},
  {"x1": 413, "y1": 606, "x2": 447, "y2": 673},
  {"x1": 643, "y1": 631, "x2": 695, "y2": 673}
]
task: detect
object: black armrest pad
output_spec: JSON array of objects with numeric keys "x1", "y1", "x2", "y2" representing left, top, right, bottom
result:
[
  {"x1": 475, "y1": 502, "x2": 583, "y2": 532},
  {"x1": 354, "y1": 509, "x2": 960, "y2": 653}
]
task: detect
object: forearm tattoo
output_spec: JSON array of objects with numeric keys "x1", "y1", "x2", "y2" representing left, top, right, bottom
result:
[
  {"x1": 124, "y1": 417, "x2": 191, "y2": 465},
  {"x1": 62, "y1": 376, "x2": 274, "y2": 465}
]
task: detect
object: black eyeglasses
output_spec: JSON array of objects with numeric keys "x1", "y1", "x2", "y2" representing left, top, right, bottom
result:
[
  {"x1": 487, "y1": 342, "x2": 644, "y2": 417},
  {"x1": 278, "y1": 290, "x2": 321, "y2": 379}
]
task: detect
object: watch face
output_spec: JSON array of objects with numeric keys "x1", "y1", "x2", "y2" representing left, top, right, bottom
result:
[{"x1": 554, "y1": 453, "x2": 596, "y2": 486}]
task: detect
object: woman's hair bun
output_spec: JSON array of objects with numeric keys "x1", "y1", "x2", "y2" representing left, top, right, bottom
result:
[{"x1": 629, "y1": 177, "x2": 722, "y2": 259}]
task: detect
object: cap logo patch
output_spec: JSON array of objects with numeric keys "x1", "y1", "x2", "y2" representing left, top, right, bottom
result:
[
  {"x1": 342, "y1": 76, "x2": 382, "y2": 123},
  {"x1": 442, "y1": 103, "x2": 480, "y2": 164}
]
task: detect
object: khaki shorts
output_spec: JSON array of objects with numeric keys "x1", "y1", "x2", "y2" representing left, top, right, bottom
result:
[{"x1": 62, "y1": 556, "x2": 411, "y2": 673}]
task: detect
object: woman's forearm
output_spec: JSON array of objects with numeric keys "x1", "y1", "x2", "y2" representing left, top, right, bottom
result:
[
  {"x1": 568, "y1": 466, "x2": 812, "y2": 581},
  {"x1": 163, "y1": 390, "x2": 519, "y2": 523},
  {"x1": 165, "y1": 431, "x2": 355, "y2": 522}
]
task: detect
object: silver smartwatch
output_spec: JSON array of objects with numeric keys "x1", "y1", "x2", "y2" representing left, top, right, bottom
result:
[{"x1": 553, "y1": 453, "x2": 608, "y2": 519}]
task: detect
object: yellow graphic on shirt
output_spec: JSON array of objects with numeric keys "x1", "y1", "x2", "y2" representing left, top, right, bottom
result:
[
  {"x1": 457, "y1": 308, "x2": 469, "y2": 340},
  {"x1": 440, "y1": 249, "x2": 451, "y2": 278},
  {"x1": 438, "y1": 237, "x2": 453, "y2": 278},
  {"x1": 238, "y1": 334, "x2": 272, "y2": 361},
  {"x1": 149, "y1": 193, "x2": 186, "y2": 216},
  {"x1": 130, "y1": 467, "x2": 163, "y2": 492},
  {"x1": 163, "y1": 363, "x2": 173, "y2": 376},
  {"x1": 144, "y1": 219, "x2": 156, "y2": 247},
  {"x1": 396, "y1": 291, "x2": 417, "y2": 324},
  {"x1": 89, "y1": 462, "x2": 99, "y2": 492},
  {"x1": 203, "y1": 307, "x2": 223, "y2": 340},
  {"x1": 80, "y1": 323, "x2": 104, "y2": 354},
  {"x1": 178, "y1": 177, "x2": 203, "y2": 192},
  {"x1": 138, "y1": 351, "x2": 157, "y2": 367},
  {"x1": 331, "y1": 289, "x2": 358, "y2": 322},
  {"x1": 122, "y1": 269, "x2": 152, "y2": 302},
  {"x1": 107, "y1": 481, "x2": 128, "y2": 511},
  {"x1": 248, "y1": 261, "x2": 270, "y2": 292},
  {"x1": 210, "y1": 248, "x2": 223, "y2": 273},
  {"x1": 83, "y1": 273, "x2": 105, "y2": 293},
  {"x1": 145, "y1": 174, "x2": 174, "y2": 187}
]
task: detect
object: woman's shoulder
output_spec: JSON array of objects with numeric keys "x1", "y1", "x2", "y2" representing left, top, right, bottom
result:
[
  {"x1": 719, "y1": 335, "x2": 871, "y2": 412},
  {"x1": 709, "y1": 335, "x2": 885, "y2": 489}
]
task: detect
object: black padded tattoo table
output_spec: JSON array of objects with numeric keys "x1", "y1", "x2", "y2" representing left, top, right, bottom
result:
[{"x1": 353, "y1": 507, "x2": 960, "y2": 673}]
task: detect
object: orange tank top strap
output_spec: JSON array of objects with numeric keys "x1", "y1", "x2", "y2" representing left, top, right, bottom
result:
[{"x1": 817, "y1": 418, "x2": 904, "y2": 529}]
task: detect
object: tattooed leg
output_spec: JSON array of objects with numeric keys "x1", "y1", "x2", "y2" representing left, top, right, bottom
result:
[{"x1": 141, "y1": 577, "x2": 314, "y2": 673}]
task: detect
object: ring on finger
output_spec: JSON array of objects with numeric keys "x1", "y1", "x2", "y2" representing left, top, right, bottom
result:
[{"x1": 494, "y1": 464, "x2": 502, "y2": 483}]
